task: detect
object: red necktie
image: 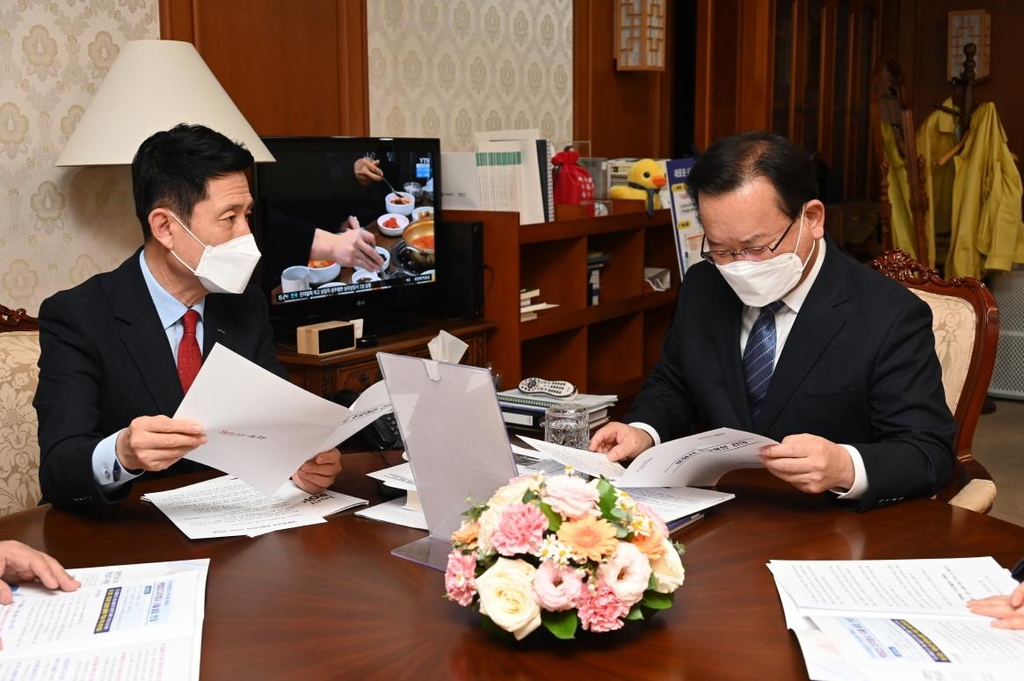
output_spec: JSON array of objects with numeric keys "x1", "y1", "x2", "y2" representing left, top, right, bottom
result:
[{"x1": 177, "y1": 309, "x2": 202, "y2": 392}]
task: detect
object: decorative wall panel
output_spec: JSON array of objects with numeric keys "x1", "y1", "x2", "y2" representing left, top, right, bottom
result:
[
  {"x1": 367, "y1": 0, "x2": 573, "y2": 150},
  {"x1": 0, "y1": 0, "x2": 159, "y2": 314}
]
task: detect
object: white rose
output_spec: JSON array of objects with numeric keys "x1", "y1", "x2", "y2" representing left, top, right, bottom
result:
[
  {"x1": 650, "y1": 537, "x2": 686, "y2": 593},
  {"x1": 474, "y1": 557, "x2": 542, "y2": 640}
]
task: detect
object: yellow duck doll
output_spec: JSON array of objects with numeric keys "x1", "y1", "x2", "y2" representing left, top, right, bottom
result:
[{"x1": 609, "y1": 158, "x2": 666, "y2": 216}]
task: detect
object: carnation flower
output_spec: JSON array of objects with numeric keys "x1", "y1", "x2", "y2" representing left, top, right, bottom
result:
[
  {"x1": 444, "y1": 552, "x2": 478, "y2": 607},
  {"x1": 476, "y1": 476, "x2": 537, "y2": 554},
  {"x1": 650, "y1": 536, "x2": 686, "y2": 593},
  {"x1": 597, "y1": 542, "x2": 652, "y2": 605},
  {"x1": 541, "y1": 475, "x2": 601, "y2": 519},
  {"x1": 557, "y1": 516, "x2": 619, "y2": 563},
  {"x1": 533, "y1": 561, "x2": 584, "y2": 611},
  {"x1": 577, "y1": 580, "x2": 631, "y2": 632},
  {"x1": 490, "y1": 502, "x2": 548, "y2": 556},
  {"x1": 474, "y1": 558, "x2": 542, "y2": 640}
]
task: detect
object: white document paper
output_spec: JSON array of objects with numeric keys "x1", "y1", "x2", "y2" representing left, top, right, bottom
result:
[
  {"x1": 0, "y1": 559, "x2": 209, "y2": 681},
  {"x1": 440, "y1": 151, "x2": 482, "y2": 210},
  {"x1": 366, "y1": 461, "x2": 417, "y2": 491},
  {"x1": 355, "y1": 495, "x2": 428, "y2": 530},
  {"x1": 176, "y1": 344, "x2": 392, "y2": 496},
  {"x1": 520, "y1": 427, "x2": 771, "y2": 488},
  {"x1": 142, "y1": 475, "x2": 367, "y2": 539},
  {"x1": 769, "y1": 558, "x2": 1024, "y2": 681}
]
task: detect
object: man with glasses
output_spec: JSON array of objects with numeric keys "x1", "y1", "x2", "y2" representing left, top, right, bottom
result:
[{"x1": 590, "y1": 131, "x2": 954, "y2": 510}]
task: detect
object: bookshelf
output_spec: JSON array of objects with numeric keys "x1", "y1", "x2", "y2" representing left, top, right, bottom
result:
[{"x1": 447, "y1": 203, "x2": 677, "y2": 407}]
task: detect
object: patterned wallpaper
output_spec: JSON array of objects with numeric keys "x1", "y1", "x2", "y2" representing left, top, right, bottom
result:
[
  {"x1": 367, "y1": 0, "x2": 573, "y2": 150},
  {"x1": 1, "y1": 0, "x2": 572, "y2": 315},
  {"x1": 0, "y1": 0, "x2": 159, "y2": 315}
]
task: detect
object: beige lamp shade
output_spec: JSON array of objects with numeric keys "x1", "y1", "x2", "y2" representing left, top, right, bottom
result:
[{"x1": 56, "y1": 39, "x2": 274, "y2": 166}]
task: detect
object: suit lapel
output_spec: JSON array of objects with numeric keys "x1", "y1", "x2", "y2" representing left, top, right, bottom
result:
[
  {"x1": 756, "y1": 244, "x2": 849, "y2": 429},
  {"x1": 113, "y1": 253, "x2": 186, "y2": 415},
  {"x1": 202, "y1": 294, "x2": 232, "y2": 356},
  {"x1": 706, "y1": 279, "x2": 749, "y2": 425}
]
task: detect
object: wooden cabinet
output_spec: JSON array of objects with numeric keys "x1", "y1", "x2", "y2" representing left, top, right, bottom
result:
[
  {"x1": 697, "y1": 0, "x2": 885, "y2": 202},
  {"x1": 276, "y1": 319, "x2": 494, "y2": 398},
  {"x1": 447, "y1": 205, "x2": 677, "y2": 407}
]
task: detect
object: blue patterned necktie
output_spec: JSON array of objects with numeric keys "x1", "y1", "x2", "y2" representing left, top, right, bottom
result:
[{"x1": 743, "y1": 300, "x2": 785, "y2": 418}]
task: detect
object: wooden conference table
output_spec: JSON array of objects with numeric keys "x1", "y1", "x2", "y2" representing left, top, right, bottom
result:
[{"x1": 6, "y1": 453, "x2": 1024, "y2": 681}]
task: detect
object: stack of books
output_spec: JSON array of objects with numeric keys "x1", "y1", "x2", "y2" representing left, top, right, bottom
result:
[
  {"x1": 520, "y1": 288, "x2": 559, "y2": 321},
  {"x1": 497, "y1": 389, "x2": 617, "y2": 432}
]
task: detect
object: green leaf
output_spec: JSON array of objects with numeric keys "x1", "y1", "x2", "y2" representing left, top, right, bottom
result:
[
  {"x1": 625, "y1": 604, "x2": 645, "y2": 621},
  {"x1": 597, "y1": 477, "x2": 619, "y2": 517},
  {"x1": 641, "y1": 590, "x2": 674, "y2": 610},
  {"x1": 538, "y1": 501, "x2": 562, "y2": 532},
  {"x1": 541, "y1": 609, "x2": 578, "y2": 639}
]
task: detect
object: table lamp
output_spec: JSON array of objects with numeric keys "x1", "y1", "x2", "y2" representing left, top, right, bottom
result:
[{"x1": 56, "y1": 39, "x2": 273, "y2": 166}]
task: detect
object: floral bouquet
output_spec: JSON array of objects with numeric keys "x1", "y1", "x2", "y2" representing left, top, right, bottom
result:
[{"x1": 444, "y1": 471, "x2": 686, "y2": 640}]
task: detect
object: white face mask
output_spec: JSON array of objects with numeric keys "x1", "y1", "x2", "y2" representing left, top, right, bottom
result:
[
  {"x1": 168, "y1": 212, "x2": 261, "y2": 295},
  {"x1": 715, "y1": 210, "x2": 815, "y2": 307}
]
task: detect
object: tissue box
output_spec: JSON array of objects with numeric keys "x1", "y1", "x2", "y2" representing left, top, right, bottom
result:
[{"x1": 296, "y1": 321, "x2": 356, "y2": 356}]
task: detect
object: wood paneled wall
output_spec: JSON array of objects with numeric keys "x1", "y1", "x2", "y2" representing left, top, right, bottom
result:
[
  {"x1": 160, "y1": 0, "x2": 369, "y2": 136},
  {"x1": 904, "y1": 0, "x2": 1024, "y2": 165},
  {"x1": 573, "y1": 0, "x2": 674, "y2": 159}
]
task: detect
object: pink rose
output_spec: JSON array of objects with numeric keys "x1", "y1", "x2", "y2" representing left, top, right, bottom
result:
[
  {"x1": 597, "y1": 542, "x2": 652, "y2": 606},
  {"x1": 541, "y1": 475, "x2": 600, "y2": 520},
  {"x1": 490, "y1": 502, "x2": 548, "y2": 556},
  {"x1": 577, "y1": 580, "x2": 631, "y2": 632},
  {"x1": 533, "y1": 561, "x2": 584, "y2": 611},
  {"x1": 445, "y1": 551, "x2": 478, "y2": 607}
]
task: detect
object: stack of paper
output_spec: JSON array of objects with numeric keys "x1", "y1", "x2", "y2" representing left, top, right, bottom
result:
[
  {"x1": 143, "y1": 476, "x2": 366, "y2": 539},
  {"x1": 0, "y1": 560, "x2": 210, "y2": 680},
  {"x1": 497, "y1": 390, "x2": 617, "y2": 431},
  {"x1": 769, "y1": 557, "x2": 1024, "y2": 680}
]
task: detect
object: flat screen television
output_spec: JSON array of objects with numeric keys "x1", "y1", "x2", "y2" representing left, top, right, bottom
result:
[{"x1": 252, "y1": 136, "x2": 442, "y2": 342}]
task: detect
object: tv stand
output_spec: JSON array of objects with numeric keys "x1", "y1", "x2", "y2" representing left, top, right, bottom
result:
[
  {"x1": 360, "y1": 315, "x2": 424, "y2": 340},
  {"x1": 276, "y1": 318, "x2": 495, "y2": 397}
]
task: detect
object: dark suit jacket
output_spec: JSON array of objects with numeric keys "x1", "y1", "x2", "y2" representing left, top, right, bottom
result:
[
  {"x1": 34, "y1": 250, "x2": 287, "y2": 510},
  {"x1": 626, "y1": 240, "x2": 955, "y2": 511}
]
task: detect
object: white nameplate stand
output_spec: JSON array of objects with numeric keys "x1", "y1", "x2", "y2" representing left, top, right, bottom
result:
[{"x1": 377, "y1": 352, "x2": 518, "y2": 570}]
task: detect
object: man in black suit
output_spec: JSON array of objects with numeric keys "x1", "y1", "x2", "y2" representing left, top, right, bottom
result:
[
  {"x1": 590, "y1": 131, "x2": 955, "y2": 511},
  {"x1": 35, "y1": 124, "x2": 342, "y2": 510}
]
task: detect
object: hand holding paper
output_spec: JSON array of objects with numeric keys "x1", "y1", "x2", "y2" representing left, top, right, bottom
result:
[{"x1": 175, "y1": 344, "x2": 394, "y2": 496}]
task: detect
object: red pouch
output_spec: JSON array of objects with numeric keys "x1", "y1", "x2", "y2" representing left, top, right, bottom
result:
[{"x1": 552, "y1": 149, "x2": 595, "y2": 216}]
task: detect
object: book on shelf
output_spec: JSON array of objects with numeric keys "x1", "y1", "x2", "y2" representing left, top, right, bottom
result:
[
  {"x1": 520, "y1": 311, "x2": 538, "y2": 322},
  {"x1": 587, "y1": 251, "x2": 611, "y2": 267},
  {"x1": 520, "y1": 287, "x2": 540, "y2": 301},
  {"x1": 520, "y1": 301, "x2": 559, "y2": 314},
  {"x1": 501, "y1": 405, "x2": 610, "y2": 429}
]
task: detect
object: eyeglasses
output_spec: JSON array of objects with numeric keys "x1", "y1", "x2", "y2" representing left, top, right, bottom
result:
[{"x1": 699, "y1": 212, "x2": 800, "y2": 264}]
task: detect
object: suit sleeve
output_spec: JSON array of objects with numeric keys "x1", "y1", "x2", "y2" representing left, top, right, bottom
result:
[
  {"x1": 853, "y1": 295, "x2": 955, "y2": 510},
  {"x1": 624, "y1": 284, "x2": 698, "y2": 440},
  {"x1": 34, "y1": 293, "x2": 131, "y2": 509}
]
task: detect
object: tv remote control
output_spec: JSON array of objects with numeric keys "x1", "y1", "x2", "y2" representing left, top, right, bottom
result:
[{"x1": 518, "y1": 378, "x2": 577, "y2": 399}]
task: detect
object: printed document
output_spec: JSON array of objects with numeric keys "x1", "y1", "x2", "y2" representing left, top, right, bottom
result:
[
  {"x1": 520, "y1": 427, "x2": 772, "y2": 487},
  {"x1": 0, "y1": 559, "x2": 209, "y2": 681},
  {"x1": 176, "y1": 344, "x2": 392, "y2": 496},
  {"x1": 769, "y1": 557, "x2": 1024, "y2": 681},
  {"x1": 142, "y1": 475, "x2": 367, "y2": 539}
]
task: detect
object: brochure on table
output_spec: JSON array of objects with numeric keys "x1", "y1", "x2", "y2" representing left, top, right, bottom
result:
[
  {"x1": 0, "y1": 559, "x2": 209, "y2": 681},
  {"x1": 143, "y1": 476, "x2": 367, "y2": 539},
  {"x1": 520, "y1": 427, "x2": 772, "y2": 487},
  {"x1": 768, "y1": 557, "x2": 1024, "y2": 680}
]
